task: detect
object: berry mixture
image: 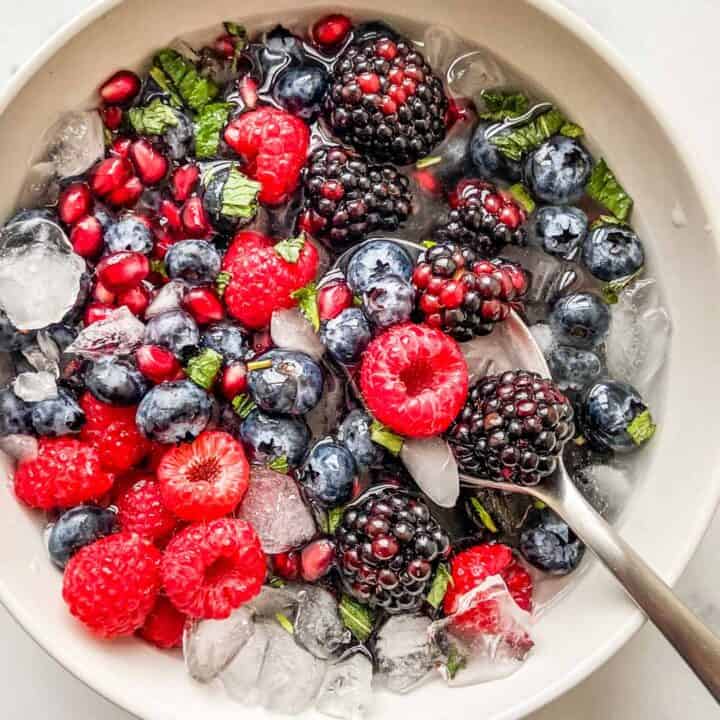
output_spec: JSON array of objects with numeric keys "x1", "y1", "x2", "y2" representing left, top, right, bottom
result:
[{"x1": 0, "y1": 12, "x2": 667, "y2": 717}]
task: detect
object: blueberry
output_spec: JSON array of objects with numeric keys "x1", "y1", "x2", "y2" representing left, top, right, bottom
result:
[
  {"x1": 274, "y1": 63, "x2": 329, "y2": 121},
  {"x1": 0, "y1": 309, "x2": 35, "y2": 352},
  {"x1": 529, "y1": 205, "x2": 588, "y2": 260},
  {"x1": 47, "y1": 505, "x2": 118, "y2": 569},
  {"x1": 165, "y1": 239, "x2": 221, "y2": 286},
  {"x1": 346, "y1": 240, "x2": 414, "y2": 294},
  {"x1": 362, "y1": 274, "x2": 415, "y2": 329},
  {"x1": 261, "y1": 25, "x2": 305, "y2": 68},
  {"x1": 320, "y1": 308, "x2": 372, "y2": 365},
  {"x1": 582, "y1": 224, "x2": 645, "y2": 282},
  {"x1": 163, "y1": 108, "x2": 195, "y2": 161},
  {"x1": 201, "y1": 321, "x2": 252, "y2": 363},
  {"x1": 240, "y1": 408, "x2": 310, "y2": 467},
  {"x1": 144, "y1": 309, "x2": 200, "y2": 359},
  {"x1": 85, "y1": 357, "x2": 149, "y2": 405},
  {"x1": 0, "y1": 387, "x2": 33, "y2": 436},
  {"x1": 31, "y1": 391, "x2": 85, "y2": 437},
  {"x1": 93, "y1": 204, "x2": 115, "y2": 232},
  {"x1": 104, "y1": 216, "x2": 154, "y2": 254},
  {"x1": 202, "y1": 166, "x2": 252, "y2": 236},
  {"x1": 470, "y1": 121, "x2": 522, "y2": 182},
  {"x1": 353, "y1": 20, "x2": 400, "y2": 42},
  {"x1": 300, "y1": 439, "x2": 356, "y2": 506},
  {"x1": 582, "y1": 380, "x2": 653, "y2": 452},
  {"x1": 548, "y1": 345, "x2": 603, "y2": 394},
  {"x1": 247, "y1": 349, "x2": 323, "y2": 416},
  {"x1": 524, "y1": 136, "x2": 593, "y2": 204},
  {"x1": 548, "y1": 292, "x2": 610, "y2": 349},
  {"x1": 337, "y1": 409, "x2": 384, "y2": 470},
  {"x1": 520, "y1": 507, "x2": 585, "y2": 575},
  {"x1": 136, "y1": 379, "x2": 212, "y2": 443}
]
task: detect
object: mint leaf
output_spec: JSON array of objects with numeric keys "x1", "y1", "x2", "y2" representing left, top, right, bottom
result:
[
  {"x1": 479, "y1": 89, "x2": 529, "y2": 121},
  {"x1": 221, "y1": 166, "x2": 261, "y2": 219},
  {"x1": 586, "y1": 158, "x2": 633, "y2": 221},
  {"x1": 275, "y1": 235, "x2": 306, "y2": 263},
  {"x1": 590, "y1": 214, "x2": 629, "y2": 231},
  {"x1": 627, "y1": 409, "x2": 656, "y2": 446},
  {"x1": 415, "y1": 155, "x2": 442, "y2": 169},
  {"x1": 339, "y1": 595, "x2": 375, "y2": 642},
  {"x1": 291, "y1": 283, "x2": 320, "y2": 331},
  {"x1": 127, "y1": 99, "x2": 178, "y2": 136},
  {"x1": 148, "y1": 67, "x2": 182, "y2": 107},
  {"x1": 469, "y1": 497, "x2": 499, "y2": 533},
  {"x1": 215, "y1": 270, "x2": 232, "y2": 297},
  {"x1": 490, "y1": 108, "x2": 566, "y2": 161},
  {"x1": 194, "y1": 102, "x2": 232, "y2": 159},
  {"x1": 275, "y1": 612, "x2": 294, "y2": 635},
  {"x1": 446, "y1": 645, "x2": 466, "y2": 680},
  {"x1": 268, "y1": 576, "x2": 286, "y2": 588},
  {"x1": 370, "y1": 420, "x2": 404, "y2": 456},
  {"x1": 426, "y1": 563, "x2": 452, "y2": 609},
  {"x1": 327, "y1": 506, "x2": 345, "y2": 534},
  {"x1": 149, "y1": 258, "x2": 168, "y2": 279},
  {"x1": 600, "y1": 266, "x2": 643, "y2": 305},
  {"x1": 185, "y1": 348, "x2": 222, "y2": 390},
  {"x1": 154, "y1": 48, "x2": 219, "y2": 112},
  {"x1": 267, "y1": 455, "x2": 289, "y2": 474},
  {"x1": 232, "y1": 393, "x2": 256, "y2": 418},
  {"x1": 560, "y1": 121, "x2": 585, "y2": 138},
  {"x1": 224, "y1": 21, "x2": 247, "y2": 41},
  {"x1": 421, "y1": 240, "x2": 437, "y2": 249},
  {"x1": 508, "y1": 183, "x2": 536, "y2": 214}
]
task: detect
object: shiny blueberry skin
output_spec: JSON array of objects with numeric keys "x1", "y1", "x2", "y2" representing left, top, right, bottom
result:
[
  {"x1": 549, "y1": 292, "x2": 610, "y2": 349},
  {"x1": 104, "y1": 216, "x2": 154, "y2": 254},
  {"x1": 337, "y1": 409, "x2": 384, "y2": 470},
  {"x1": 520, "y1": 507, "x2": 585, "y2": 575},
  {"x1": 524, "y1": 136, "x2": 593, "y2": 204},
  {"x1": 320, "y1": 308, "x2": 372, "y2": 365},
  {"x1": 201, "y1": 322, "x2": 252, "y2": 363},
  {"x1": 31, "y1": 391, "x2": 85, "y2": 437},
  {"x1": 47, "y1": 505, "x2": 118, "y2": 569},
  {"x1": 346, "y1": 240, "x2": 414, "y2": 294},
  {"x1": 300, "y1": 439, "x2": 356, "y2": 507},
  {"x1": 0, "y1": 309, "x2": 35, "y2": 352},
  {"x1": 470, "y1": 121, "x2": 522, "y2": 182},
  {"x1": 259, "y1": 25, "x2": 305, "y2": 72},
  {"x1": 248, "y1": 349, "x2": 323, "y2": 416},
  {"x1": 85, "y1": 357, "x2": 149, "y2": 406},
  {"x1": 529, "y1": 205, "x2": 588, "y2": 260},
  {"x1": 582, "y1": 224, "x2": 645, "y2": 282},
  {"x1": 165, "y1": 239, "x2": 221, "y2": 286},
  {"x1": 274, "y1": 64, "x2": 329, "y2": 121},
  {"x1": 240, "y1": 408, "x2": 311, "y2": 467},
  {"x1": 548, "y1": 345, "x2": 603, "y2": 394},
  {"x1": 582, "y1": 380, "x2": 649, "y2": 452},
  {"x1": 202, "y1": 166, "x2": 245, "y2": 235},
  {"x1": 144, "y1": 309, "x2": 200, "y2": 359},
  {"x1": 136, "y1": 379, "x2": 212, "y2": 443},
  {"x1": 164, "y1": 108, "x2": 195, "y2": 161},
  {"x1": 362, "y1": 274, "x2": 415, "y2": 329},
  {"x1": 0, "y1": 388, "x2": 33, "y2": 436}
]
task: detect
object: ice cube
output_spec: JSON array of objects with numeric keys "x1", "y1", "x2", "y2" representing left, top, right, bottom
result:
[
  {"x1": 220, "y1": 619, "x2": 269, "y2": 704},
  {"x1": 66, "y1": 306, "x2": 145, "y2": 359},
  {"x1": 422, "y1": 24, "x2": 467, "y2": 75},
  {"x1": 305, "y1": 370, "x2": 346, "y2": 441},
  {"x1": 16, "y1": 162, "x2": 60, "y2": 209},
  {"x1": 237, "y1": 468, "x2": 317, "y2": 554},
  {"x1": 271, "y1": 307, "x2": 325, "y2": 361},
  {"x1": 446, "y1": 49, "x2": 506, "y2": 98},
  {"x1": 145, "y1": 280, "x2": 187, "y2": 319},
  {"x1": 257, "y1": 621, "x2": 326, "y2": 714},
  {"x1": 248, "y1": 584, "x2": 301, "y2": 618},
  {"x1": 13, "y1": 371, "x2": 57, "y2": 402},
  {"x1": 36, "y1": 330, "x2": 62, "y2": 370},
  {"x1": 294, "y1": 586, "x2": 351, "y2": 660},
  {"x1": 0, "y1": 434, "x2": 38, "y2": 462},
  {"x1": 43, "y1": 111, "x2": 105, "y2": 179},
  {"x1": 183, "y1": 606, "x2": 254, "y2": 683},
  {"x1": 400, "y1": 436, "x2": 459, "y2": 508},
  {"x1": 0, "y1": 219, "x2": 86, "y2": 331},
  {"x1": 21, "y1": 343, "x2": 60, "y2": 377},
  {"x1": 317, "y1": 651, "x2": 373, "y2": 720},
  {"x1": 574, "y1": 463, "x2": 632, "y2": 521},
  {"x1": 529, "y1": 322, "x2": 554, "y2": 358}
]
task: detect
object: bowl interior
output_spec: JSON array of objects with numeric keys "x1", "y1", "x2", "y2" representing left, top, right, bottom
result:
[{"x1": 1, "y1": 1, "x2": 720, "y2": 719}]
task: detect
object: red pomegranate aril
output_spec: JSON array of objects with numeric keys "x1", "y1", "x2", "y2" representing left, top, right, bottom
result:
[
  {"x1": 111, "y1": 137, "x2": 132, "y2": 159},
  {"x1": 300, "y1": 539, "x2": 336, "y2": 582},
  {"x1": 318, "y1": 280, "x2": 353, "y2": 322},
  {"x1": 214, "y1": 34, "x2": 236, "y2": 58},
  {"x1": 220, "y1": 362, "x2": 249, "y2": 400},
  {"x1": 99, "y1": 70, "x2": 141, "y2": 105},
  {"x1": 92, "y1": 280, "x2": 116, "y2": 305},
  {"x1": 136, "y1": 345, "x2": 183, "y2": 384},
  {"x1": 238, "y1": 76, "x2": 258, "y2": 109},
  {"x1": 183, "y1": 287, "x2": 224, "y2": 325},
  {"x1": 58, "y1": 183, "x2": 93, "y2": 225},
  {"x1": 70, "y1": 216, "x2": 104, "y2": 258},
  {"x1": 159, "y1": 200, "x2": 183, "y2": 233},
  {"x1": 107, "y1": 176, "x2": 144, "y2": 208},
  {"x1": 117, "y1": 284, "x2": 151, "y2": 316},
  {"x1": 311, "y1": 14, "x2": 352, "y2": 49},
  {"x1": 171, "y1": 165, "x2": 200, "y2": 203},
  {"x1": 84, "y1": 302, "x2": 115, "y2": 325},
  {"x1": 100, "y1": 105, "x2": 124, "y2": 131},
  {"x1": 97, "y1": 251, "x2": 150, "y2": 291},
  {"x1": 91, "y1": 157, "x2": 133, "y2": 197},
  {"x1": 272, "y1": 551, "x2": 300, "y2": 581},
  {"x1": 182, "y1": 197, "x2": 211, "y2": 236},
  {"x1": 130, "y1": 139, "x2": 168, "y2": 186}
]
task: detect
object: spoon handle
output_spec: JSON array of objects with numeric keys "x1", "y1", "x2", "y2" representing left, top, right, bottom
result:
[{"x1": 541, "y1": 476, "x2": 720, "y2": 702}]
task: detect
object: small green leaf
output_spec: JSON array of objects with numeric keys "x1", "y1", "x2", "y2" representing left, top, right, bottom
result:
[
  {"x1": 446, "y1": 645, "x2": 466, "y2": 679},
  {"x1": 194, "y1": 102, "x2": 232, "y2": 159},
  {"x1": 470, "y1": 497, "x2": 499, "y2": 533},
  {"x1": 154, "y1": 48, "x2": 219, "y2": 112},
  {"x1": 150, "y1": 258, "x2": 168, "y2": 279},
  {"x1": 590, "y1": 214, "x2": 630, "y2": 231},
  {"x1": 291, "y1": 283, "x2": 320, "y2": 331},
  {"x1": 327, "y1": 506, "x2": 345, "y2": 534},
  {"x1": 339, "y1": 595, "x2": 375, "y2": 642},
  {"x1": 627, "y1": 409, "x2": 656, "y2": 447},
  {"x1": 221, "y1": 166, "x2": 261, "y2": 219},
  {"x1": 416, "y1": 155, "x2": 442, "y2": 169},
  {"x1": 185, "y1": 348, "x2": 223, "y2": 390},
  {"x1": 370, "y1": 420, "x2": 404, "y2": 456},
  {"x1": 127, "y1": 99, "x2": 179, "y2": 136},
  {"x1": 560, "y1": 121, "x2": 585, "y2": 138},
  {"x1": 600, "y1": 267, "x2": 643, "y2": 305},
  {"x1": 224, "y1": 21, "x2": 247, "y2": 40},
  {"x1": 275, "y1": 612, "x2": 294, "y2": 635},
  {"x1": 352, "y1": 295, "x2": 363, "y2": 307},
  {"x1": 268, "y1": 576, "x2": 286, "y2": 588},
  {"x1": 490, "y1": 108, "x2": 566, "y2": 161},
  {"x1": 274, "y1": 235, "x2": 306, "y2": 263},
  {"x1": 232, "y1": 393, "x2": 257, "y2": 418},
  {"x1": 421, "y1": 240, "x2": 438, "y2": 249},
  {"x1": 586, "y1": 158, "x2": 634, "y2": 221},
  {"x1": 268, "y1": 455, "x2": 289, "y2": 474},
  {"x1": 148, "y1": 67, "x2": 182, "y2": 107},
  {"x1": 215, "y1": 270, "x2": 232, "y2": 297},
  {"x1": 508, "y1": 183, "x2": 536, "y2": 214},
  {"x1": 426, "y1": 563, "x2": 452, "y2": 609},
  {"x1": 479, "y1": 89, "x2": 530, "y2": 121}
]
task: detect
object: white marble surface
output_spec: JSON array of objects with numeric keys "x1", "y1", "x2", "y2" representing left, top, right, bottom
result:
[{"x1": 1, "y1": 1, "x2": 719, "y2": 718}]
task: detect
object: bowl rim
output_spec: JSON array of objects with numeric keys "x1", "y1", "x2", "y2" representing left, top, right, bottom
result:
[{"x1": 1, "y1": 1, "x2": 719, "y2": 718}]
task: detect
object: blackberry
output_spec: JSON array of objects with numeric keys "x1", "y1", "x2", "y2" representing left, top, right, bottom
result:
[
  {"x1": 335, "y1": 486, "x2": 451, "y2": 614},
  {"x1": 412, "y1": 242, "x2": 529, "y2": 341},
  {"x1": 301, "y1": 146, "x2": 412, "y2": 246},
  {"x1": 448, "y1": 371, "x2": 575, "y2": 485},
  {"x1": 325, "y1": 35, "x2": 448, "y2": 165}
]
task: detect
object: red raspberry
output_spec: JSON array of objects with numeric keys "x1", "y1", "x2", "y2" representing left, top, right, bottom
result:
[
  {"x1": 14, "y1": 438, "x2": 114, "y2": 510},
  {"x1": 161, "y1": 518, "x2": 266, "y2": 619},
  {"x1": 63, "y1": 532, "x2": 161, "y2": 638},
  {"x1": 224, "y1": 107, "x2": 309, "y2": 205},
  {"x1": 222, "y1": 230, "x2": 319, "y2": 329},
  {"x1": 359, "y1": 323, "x2": 468, "y2": 437},
  {"x1": 157, "y1": 431, "x2": 249, "y2": 521},
  {"x1": 140, "y1": 595, "x2": 187, "y2": 649},
  {"x1": 116, "y1": 475, "x2": 177, "y2": 541}
]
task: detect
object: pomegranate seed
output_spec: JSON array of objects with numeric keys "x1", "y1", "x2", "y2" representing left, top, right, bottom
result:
[
  {"x1": 181, "y1": 197, "x2": 211, "y2": 236},
  {"x1": 300, "y1": 539, "x2": 336, "y2": 582},
  {"x1": 483, "y1": 193, "x2": 503, "y2": 214},
  {"x1": 379, "y1": 96, "x2": 397, "y2": 115},
  {"x1": 357, "y1": 73, "x2": 380, "y2": 94},
  {"x1": 130, "y1": 139, "x2": 168, "y2": 186},
  {"x1": 252, "y1": 328, "x2": 273, "y2": 355},
  {"x1": 272, "y1": 551, "x2": 300, "y2": 580},
  {"x1": 151, "y1": 234, "x2": 177, "y2": 260},
  {"x1": 58, "y1": 182, "x2": 93, "y2": 225},
  {"x1": 318, "y1": 280, "x2": 353, "y2": 322},
  {"x1": 159, "y1": 200, "x2": 183, "y2": 232},
  {"x1": 92, "y1": 280, "x2": 116, "y2": 305},
  {"x1": 136, "y1": 345, "x2": 182, "y2": 384},
  {"x1": 101, "y1": 105, "x2": 124, "y2": 130},
  {"x1": 375, "y1": 39, "x2": 398, "y2": 60},
  {"x1": 413, "y1": 168, "x2": 442, "y2": 195},
  {"x1": 238, "y1": 76, "x2": 258, "y2": 110},
  {"x1": 499, "y1": 203, "x2": 523, "y2": 230},
  {"x1": 111, "y1": 137, "x2": 132, "y2": 159},
  {"x1": 171, "y1": 165, "x2": 200, "y2": 203},
  {"x1": 91, "y1": 157, "x2": 133, "y2": 197},
  {"x1": 311, "y1": 14, "x2": 352, "y2": 48},
  {"x1": 99, "y1": 70, "x2": 141, "y2": 105},
  {"x1": 116, "y1": 284, "x2": 151, "y2": 316},
  {"x1": 214, "y1": 34, "x2": 236, "y2": 58},
  {"x1": 70, "y1": 216, "x2": 104, "y2": 258},
  {"x1": 97, "y1": 251, "x2": 149, "y2": 291},
  {"x1": 107, "y1": 176, "x2": 144, "y2": 208},
  {"x1": 84, "y1": 303, "x2": 115, "y2": 325},
  {"x1": 182, "y1": 287, "x2": 224, "y2": 325},
  {"x1": 220, "y1": 362, "x2": 249, "y2": 400}
]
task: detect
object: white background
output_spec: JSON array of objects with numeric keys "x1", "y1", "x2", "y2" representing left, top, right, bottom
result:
[{"x1": 1, "y1": 1, "x2": 719, "y2": 718}]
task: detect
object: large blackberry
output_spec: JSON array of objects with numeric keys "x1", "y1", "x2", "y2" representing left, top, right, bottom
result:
[
  {"x1": 300, "y1": 145, "x2": 412, "y2": 246},
  {"x1": 412, "y1": 242, "x2": 529, "y2": 341},
  {"x1": 335, "y1": 486, "x2": 451, "y2": 614},
  {"x1": 325, "y1": 34, "x2": 448, "y2": 165},
  {"x1": 448, "y1": 371, "x2": 575, "y2": 485}
]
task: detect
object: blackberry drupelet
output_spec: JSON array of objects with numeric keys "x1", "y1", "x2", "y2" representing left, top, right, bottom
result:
[
  {"x1": 448, "y1": 370, "x2": 575, "y2": 485},
  {"x1": 335, "y1": 487, "x2": 451, "y2": 614},
  {"x1": 325, "y1": 34, "x2": 448, "y2": 165}
]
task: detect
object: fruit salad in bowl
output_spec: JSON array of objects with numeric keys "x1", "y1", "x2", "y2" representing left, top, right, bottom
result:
[{"x1": 0, "y1": 4, "x2": 696, "y2": 719}]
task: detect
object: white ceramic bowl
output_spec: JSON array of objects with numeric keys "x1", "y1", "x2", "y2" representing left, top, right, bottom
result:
[{"x1": 1, "y1": 1, "x2": 719, "y2": 718}]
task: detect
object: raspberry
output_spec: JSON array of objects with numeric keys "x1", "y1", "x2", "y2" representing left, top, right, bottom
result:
[
  {"x1": 223, "y1": 107, "x2": 309, "y2": 205},
  {"x1": 14, "y1": 438, "x2": 114, "y2": 510},
  {"x1": 161, "y1": 519, "x2": 266, "y2": 619},
  {"x1": 62, "y1": 532, "x2": 161, "y2": 638},
  {"x1": 157, "y1": 430, "x2": 249, "y2": 521},
  {"x1": 359, "y1": 323, "x2": 468, "y2": 438},
  {"x1": 222, "y1": 230, "x2": 319, "y2": 329},
  {"x1": 116, "y1": 475, "x2": 177, "y2": 540},
  {"x1": 140, "y1": 595, "x2": 187, "y2": 649},
  {"x1": 443, "y1": 544, "x2": 532, "y2": 635}
]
